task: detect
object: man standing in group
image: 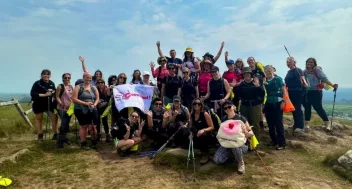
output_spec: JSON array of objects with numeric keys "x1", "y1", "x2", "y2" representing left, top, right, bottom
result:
[{"x1": 156, "y1": 41, "x2": 183, "y2": 74}]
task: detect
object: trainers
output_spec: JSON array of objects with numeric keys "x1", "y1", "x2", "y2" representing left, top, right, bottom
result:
[
  {"x1": 52, "y1": 133, "x2": 58, "y2": 140},
  {"x1": 200, "y1": 154, "x2": 210, "y2": 165},
  {"x1": 238, "y1": 160, "x2": 245, "y2": 174},
  {"x1": 293, "y1": 128, "x2": 306, "y2": 137},
  {"x1": 276, "y1": 146, "x2": 285, "y2": 150},
  {"x1": 113, "y1": 138, "x2": 119, "y2": 148},
  {"x1": 38, "y1": 133, "x2": 44, "y2": 141}
]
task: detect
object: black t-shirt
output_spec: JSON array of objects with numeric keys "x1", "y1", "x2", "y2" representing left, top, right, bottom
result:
[
  {"x1": 149, "y1": 109, "x2": 164, "y2": 129},
  {"x1": 238, "y1": 80, "x2": 265, "y2": 106},
  {"x1": 162, "y1": 75, "x2": 181, "y2": 98},
  {"x1": 181, "y1": 78, "x2": 197, "y2": 98},
  {"x1": 222, "y1": 114, "x2": 247, "y2": 123},
  {"x1": 111, "y1": 119, "x2": 139, "y2": 140}
]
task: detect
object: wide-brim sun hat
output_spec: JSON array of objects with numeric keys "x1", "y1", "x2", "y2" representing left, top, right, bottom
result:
[{"x1": 185, "y1": 47, "x2": 193, "y2": 53}]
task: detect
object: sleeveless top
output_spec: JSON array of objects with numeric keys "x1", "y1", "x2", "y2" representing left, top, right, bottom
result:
[
  {"x1": 209, "y1": 78, "x2": 225, "y2": 101},
  {"x1": 74, "y1": 85, "x2": 96, "y2": 110},
  {"x1": 57, "y1": 85, "x2": 73, "y2": 111},
  {"x1": 199, "y1": 72, "x2": 212, "y2": 93},
  {"x1": 192, "y1": 111, "x2": 207, "y2": 131}
]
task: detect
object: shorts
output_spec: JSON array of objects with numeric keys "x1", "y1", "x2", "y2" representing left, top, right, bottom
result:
[
  {"x1": 74, "y1": 109, "x2": 99, "y2": 126},
  {"x1": 32, "y1": 101, "x2": 54, "y2": 114}
]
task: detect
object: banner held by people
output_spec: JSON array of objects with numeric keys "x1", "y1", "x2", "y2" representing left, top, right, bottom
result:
[{"x1": 113, "y1": 84, "x2": 154, "y2": 112}]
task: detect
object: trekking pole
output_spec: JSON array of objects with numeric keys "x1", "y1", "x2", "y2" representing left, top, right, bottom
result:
[
  {"x1": 329, "y1": 90, "x2": 337, "y2": 131},
  {"x1": 284, "y1": 45, "x2": 291, "y2": 57},
  {"x1": 150, "y1": 126, "x2": 182, "y2": 159},
  {"x1": 185, "y1": 130, "x2": 196, "y2": 182}
]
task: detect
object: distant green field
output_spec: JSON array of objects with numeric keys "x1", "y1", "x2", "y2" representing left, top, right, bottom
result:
[{"x1": 323, "y1": 104, "x2": 352, "y2": 120}]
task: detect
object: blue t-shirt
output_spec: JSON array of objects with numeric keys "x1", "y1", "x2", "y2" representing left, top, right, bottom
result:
[
  {"x1": 285, "y1": 68, "x2": 304, "y2": 91},
  {"x1": 167, "y1": 57, "x2": 182, "y2": 73}
]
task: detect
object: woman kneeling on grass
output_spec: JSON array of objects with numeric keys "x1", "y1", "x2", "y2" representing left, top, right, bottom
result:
[
  {"x1": 111, "y1": 111, "x2": 144, "y2": 157},
  {"x1": 213, "y1": 100, "x2": 254, "y2": 174},
  {"x1": 72, "y1": 72, "x2": 100, "y2": 150}
]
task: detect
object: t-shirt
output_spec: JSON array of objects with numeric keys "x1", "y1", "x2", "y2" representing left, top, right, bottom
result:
[
  {"x1": 162, "y1": 75, "x2": 182, "y2": 98},
  {"x1": 181, "y1": 78, "x2": 197, "y2": 99},
  {"x1": 198, "y1": 72, "x2": 212, "y2": 94},
  {"x1": 183, "y1": 58, "x2": 197, "y2": 73},
  {"x1": 222, "y1": 114, "x2": 247, "y2": 123},
  {"x1": 238, "y1": 80, "x2": 265, "y2": 106},
  {"x1": 166, "y1": 57, "x2": 183, "y2": 73},
  {"x1": 111, "y1": 119, "x2": 139, "y2": 140},
  {"x1": 285, "y1": 68, "x2": 304, "y2": 91},
  {"x1": 222, "y1": 71, "x2": 237, "y2": 84},
  {"x1": 265, "y1": 76, "x2": 284, "y2": 103}
]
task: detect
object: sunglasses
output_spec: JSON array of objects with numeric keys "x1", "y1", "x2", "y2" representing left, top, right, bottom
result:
[
  {"x1": 168, "y1": 67, "x2": 175, "y2": 70},
  {"x1": 193, "y1": 102, "x2": 201, "y2": 106},
  {"x1": 131, "y1": 115, "x2": 139, "y2": 119},
  {"x1": 160, "y1": 60, "x2": 167, "y2": 62},
  {"x1": 154, "y1": 103, "x2": 163, "y2": 106},
  {"x1": 183, "y1": 72, "x2": 188, "y2": 74},
  {"x1": 119, "y1": 77, "x2": 126, "y2": 79},
  {"x1": 98, "y1": 82, "x2": 104, "y2": 84},
  {"x1": 63, "y1": 77, "x2": 70, "y2": 79},
  {"x1": 223, "y1": 106, "x2": 232, "y2": 110}
]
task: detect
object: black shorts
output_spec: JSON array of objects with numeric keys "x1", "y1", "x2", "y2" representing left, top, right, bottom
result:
[
  {"x1": 32, "y1": 101, "x2": 54, "y2": 114},
  {"x1": 74, "y1": 109, "x2": 99, "y2": 126}
]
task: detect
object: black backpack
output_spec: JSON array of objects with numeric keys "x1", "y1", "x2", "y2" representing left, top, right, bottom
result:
[{"x1": 58, "y1": 84, "x2": 73, "y2": 98}]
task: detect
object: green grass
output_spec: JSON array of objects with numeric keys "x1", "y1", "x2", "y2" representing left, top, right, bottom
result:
[{"x1": 323, "y1": 149, "x2": 352, "y2": 183}]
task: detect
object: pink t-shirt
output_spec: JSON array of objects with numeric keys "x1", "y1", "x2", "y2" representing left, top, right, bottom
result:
[
  {"x1": 222, "y1": 71, "x2": 238, "y2": 83},
  {"x1": 57, "y1": 85, "x2": 73, "y2": 111},
  {"x1": 151, "y1": 66, "x2": 169, "y2": 84},
  {"x1": 199, "y1": 72, "x2": 212, "y2": 93}
]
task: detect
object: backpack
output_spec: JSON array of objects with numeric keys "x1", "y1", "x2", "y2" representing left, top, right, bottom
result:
[
  {"x1": 58, "y1": 84, "x2": 73, "y2": 98},
  {"x1": 255, "y1": 62, "x2": 265, "y2": 73},
  {"x1": 78, "y1": 84, "x2": 97, "y2": 97},
  {"x1": 207, "y1": 108, "x2": 221, "y2": 131},
  {"x1": 311, "y1": 66, "x2": 332, "y2": 90}
]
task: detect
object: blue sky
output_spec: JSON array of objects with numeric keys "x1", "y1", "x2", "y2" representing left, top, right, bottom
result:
[{"x1": 0, "y1": 0, "x2": 352, "y2": 93}]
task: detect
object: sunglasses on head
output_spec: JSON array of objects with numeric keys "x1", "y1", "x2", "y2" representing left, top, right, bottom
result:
[
  {"x1": 193, "y1": 102, "x2": 201, "y2": 106},
  {"x1": 223, "y1": 106, "x2": 232, "y2": 110}
]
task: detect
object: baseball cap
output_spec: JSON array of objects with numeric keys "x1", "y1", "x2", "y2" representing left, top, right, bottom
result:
[
  {"x1": 227, "y1": 59, "x2": 235, "y2": 64},
  {"x1": 173, "y1": 95, "x2": 181, "y2": 102},
  {"x1": 142, "y1": 71, "x2": 150, "y2": 76},
  {"x1": 211, "y1": 66, "x2": 219, "y2": 73}
]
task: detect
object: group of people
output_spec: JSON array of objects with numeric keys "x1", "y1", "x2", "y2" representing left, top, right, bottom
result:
[{"x1": 30, "y1": 41, "x2": 338, "y2": 174}]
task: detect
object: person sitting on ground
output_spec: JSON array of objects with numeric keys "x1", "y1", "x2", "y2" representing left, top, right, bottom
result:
[
  {"x1": 30, "y1": 69, "x2": 58, "y2": 141},
  {"x1": 303, "y1": 58, "x2": 338, "y2": 131},
  {"x1": 202, "y1": 41, "x2": 225, "y2": 64},
  {"x1": 263, "y1": 65, "x2": 286, "y2": 150},
  {"x1": 285, "y1": 56, "x2": 308, "y2": 135},
  {"x1": 79, "y1": 56, "x2": 103, "y2": 86},
  {"x1": 111, "y1": 111, "x2": 144, "y2": 157},
  {"x1": 150, "y1": 57, "x2": 169, "y2": 96},
  {"x1": 161, "y1": 64, "x2": 181, "y2": 105},
  {"x1": 190, "y1": 98, "x2": 215, "y2": 165},
  {"x1": 162, "y1": 95, "x2": 190, "y2": 148},
  {"x1": 180, "y1": 67, "x2": 199, "y2": 110},
  {"x1": 181, "y1": 47, "x2": 200, "y2": 80},
  {"x1": 96, "y1": 78, "x2": 111, "y2": 142},
  {"x1": 202, "y1": 66, "x2": 231, "y2": 118},
  {"x1": 236, "y1": 67, "x2": 265, "y2": 139},
  {"x1": 156, "y1": 41, "x2": 183, "y2": 73},
  {"x1": 56, "y1": 73, "x2": 73, "y2": 148},
  {"x1": 145, "y1": 98, "x2": 168, "y2": 149},
  {"x1": 130, "y1": 69, "x2": 143, "y2": 84},
  {"x1": 72, "y1": 72, "x2": 100, "y2": 150},
  {"x1": 213, "y1": 100, "x2": 254, "y2": 174}
]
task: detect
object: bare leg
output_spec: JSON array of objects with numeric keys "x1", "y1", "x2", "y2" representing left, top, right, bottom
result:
[{"x1": 35, "y1": 113, "x2": 44, "y2": 134}]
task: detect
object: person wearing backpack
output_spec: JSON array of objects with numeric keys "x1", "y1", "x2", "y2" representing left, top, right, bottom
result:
[
  {"x1": 150, "y1": 57, "x2": 169, "y2": 96},
  {"x1": 180, "y1": 67, "x2": 199, "y2": 110},
  {"x1": 190, "y1": 98, "x2": 215, "y2": 165},
  {"x1": 79, "y1": 56, "x2": 103, "y2": 86},
  {"x1": 213, "y1": 100, "x2": 254, "y2": 174},
  {"x1": 303, "y1": 58, "x2": 338, "y2": 131},
  {"x1": 162, "y1": 96, "x2": 190, "y2": 148},
  {"x1": 285, "y1": 57, "x2": 308, "y2": 136},
  {"x1": 202, "y1": 66, "x2": 231, "y2": 118},
  {"x1": 161, "y1": 64, "x2": 182, "y2": 105},
  {"x1": 72, "y1": 72, "x2": 100, "y2": 150},
  {"x1": 263, "y1": 66, "x2": 286, "y2": 150},
  {"x1": 30, "y1": 69, "x2": 58, "y2": 141},
  {"x1": 181, "y1": 47, "x2": 200, "y2": 80},
  {"x1": 96, "y1": 78, "x2": 111, "y2": 142},
  {"x1": 55, "y1": 73, "x2": 74, "y2": 148},
  {"x1": 237, "y1": 67, "x2": 265, "y2": 139},
  {"x1": 156, "y1": 41, "x2": 183, "y2": 73}
]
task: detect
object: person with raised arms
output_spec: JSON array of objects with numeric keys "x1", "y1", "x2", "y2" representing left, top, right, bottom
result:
[
  {"x1": 150, "y1": 57, "x2": 169, "y2": 96},
  {"x1": 202, "y1": 41, "x2": 225, "y2": 64},
  {"x1": 30, "y1": 69, "x2": 58, "y2": 141},
  {"x1": 56, "y1": 73, "x2": 74, "y2": 148},
  {"x1": 156, "y1": 41, "x2": 183, "y2": 73},
  {"x1": 79, "y1": 56, "x2": 103, "y2": 86},
  {"x1": 72, "y1": 72, "x2": 100, "y2": 150}
]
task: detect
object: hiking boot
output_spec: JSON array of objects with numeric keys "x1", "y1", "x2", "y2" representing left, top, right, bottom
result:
[
  {"x1": 38, "y1": 133, "x2": 44, "y2": 141},
  {"x1": 238, "y1": 160, "x2": 245, "y2": 174},
  {"x1": 105, "y1": 134, "x2": 112, "y2": 143},
  {"x1": 324, "y1": 121, "x2": 332, "y2": 132},
  {"x1": 200, "y1": 153, "x2": 210, "y2": 165},
  {"x1": 304, "y1": 121, "x2": 310, "y2": 132},
  {"x1": 276, "y1": 146, "x2": 285, "y2": 150},
  {"x1": 293, "y1": 128, "x2": 307, "y2": 137},
  {"x1": 52, "y1": 133, "x2": 58, "y2": 140},
  {"x1": 91, "y1": 140, "x2": 97, "y2": 150},
  {"x1": 80, "y1": 141, "x2": 90, "y2": 150},
  {"x1": 57, "y1": 140, "x2": 64, "y2": 149}
]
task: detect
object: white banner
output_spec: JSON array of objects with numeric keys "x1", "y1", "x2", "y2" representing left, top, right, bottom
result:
[{"x1": 113, "y1": 84, "x2": 154, "y2": 112}]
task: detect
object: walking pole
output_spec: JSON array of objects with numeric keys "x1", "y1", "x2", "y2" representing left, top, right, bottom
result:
[
  {"x1": 329, "y1": 90, "x2": 337, "y2": 131},
  {"x1": 284, "y1": 45, "x2": 291, "y2": 57},
  {"x1": 150, "y1": 126, "x2": 183, "y2": 159}
]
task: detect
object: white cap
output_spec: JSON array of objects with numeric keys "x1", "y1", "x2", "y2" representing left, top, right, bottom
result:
[{"x1": 143, "y1": 71, "x2": 150, "y2": 76}]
